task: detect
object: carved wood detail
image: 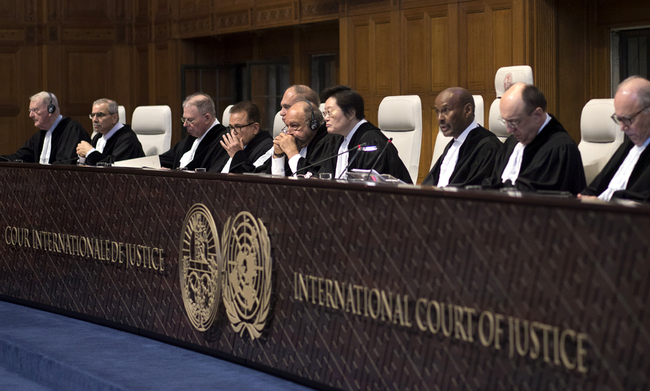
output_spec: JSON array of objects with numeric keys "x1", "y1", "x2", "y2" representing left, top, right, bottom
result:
[{"x1": 61, "y1": 29, "x2": 115, "y2": 42}]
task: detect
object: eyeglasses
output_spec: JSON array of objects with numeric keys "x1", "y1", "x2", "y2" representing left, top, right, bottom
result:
[
  {"x1": 497, "y1": 116, "x2": 524, "y2": 129},
  {"x1": 322, "y1": 109, "x2": 336, "y2": 118},
  {"x1": 228, "y1": 122, "x2": 255, "y2": 135},
  {"x1": 181, "y1": 117, "x2": 196, "y2": 126},
  {"x1": 89, "y1": 112, "x2": 113, "y2": 120},
  {"x1": 28, "y1": 107, "x2": 42, "y2": 114},
  {"x1": 611, "y1": 106, "x2": 650, "y2": 127},
  {"x1": 498, "y1": 108, "x2": 538, "y2": 130}
]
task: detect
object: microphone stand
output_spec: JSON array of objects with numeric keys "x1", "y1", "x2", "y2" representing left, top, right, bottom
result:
[
  {"x1": 294, "y1": 143, "x2": 367, "y2": 176},
  {"x1": 364, "y1": 137, "x2": 393, "y2": 182}
]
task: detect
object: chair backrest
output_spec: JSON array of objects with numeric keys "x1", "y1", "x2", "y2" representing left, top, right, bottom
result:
[
  {"x1": 272, "y1": 111, "x2": 285, "y2": 138},
  {"x1": 378, "y1": 95, "x2": 422, "y2": 182},
  {"x1": 131, "y1": 105, "x2": 172, "y2": 156},
  {"x1": 221, "y1": 105, "x2": 233, "y2": 127},
  {"x1": 578, "y1": 98, "x2": 624, "y2": 184},
  {"x1": 488, "y1": 65, "x2": 534, "y2": 141},
  {"x1": 118, "y1": 105, "x2": 126, "y2": 125},
  {"x1": 431, "y1": 95, "x2": 484, "y2": 169}
]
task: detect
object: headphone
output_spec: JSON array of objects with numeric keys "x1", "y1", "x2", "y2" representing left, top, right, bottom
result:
[
  {"x1": 304, "y1": 100, "x2": 319, "y2": 130},
  {"x1": 47, "y1": 92, "x2": 56, "y2": 114}
]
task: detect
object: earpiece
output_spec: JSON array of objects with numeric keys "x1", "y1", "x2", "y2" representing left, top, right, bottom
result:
[
  {"x1": 47, "y1": 92, "x2": 55, "y2": 114},
  {"x1": 304, "y1": 101, "x2": 318, "y2": 130}
]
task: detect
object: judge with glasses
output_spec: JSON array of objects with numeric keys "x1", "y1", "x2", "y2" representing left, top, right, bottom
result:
[
  {"x1": 209, "y1": 100, "x2": 273, "y2": 174},
  {"x1": 159, "y1": 92, "x2": 228, "y2": 170},
  {"x1": 580, "y1": 76, "x2": 650, "y2": 202},
  {"x1": 76, "y1": 98, "x2": 144, "y2": 165}
]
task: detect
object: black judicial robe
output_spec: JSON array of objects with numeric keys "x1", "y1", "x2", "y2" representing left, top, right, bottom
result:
[
  {"x1": 208, "y1": 131, "x2": 274, "y2": 174},
  {"x1": 581, "y1": 136, "x2": 650, "y2": 201},
  {"x1": 309, "y1": 121, "x2": 413, "y2": 184},
  {"x1": 159, "y1": 123, "x2": 228, "y2": 170},
  {"x1": 85, "y1": 125, "x2": 145, "y2": 165},
  {"x1": 1, "y1": 117, "x2": 89, "y2": 164},
  {"x1": 482, "y1": 115, "x2": 586, "y2": 195},
  {"x1": 422, "y1": 125, "x2": 501, "y2": 187},
  {"x1": 263, "y1": 124, "x2": 330, "y2": 176}
]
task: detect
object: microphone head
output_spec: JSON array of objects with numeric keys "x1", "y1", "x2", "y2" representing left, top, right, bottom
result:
[{"x1": 360, "y1": 145, "x2": 378, "y2": 152}]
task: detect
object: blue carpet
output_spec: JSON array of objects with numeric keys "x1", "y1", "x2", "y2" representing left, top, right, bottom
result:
[{"x1": 0, "y1": 301, "x2": 315, "y2": 391}]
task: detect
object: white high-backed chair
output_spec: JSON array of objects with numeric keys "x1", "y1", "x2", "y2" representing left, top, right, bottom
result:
[
  {"x1": 221, "y1": 105, "x2": 233, "y2": 127},
  {"x1": 430, "y1": 95, "x2": 485, "y2": 169},
  {"x1": 131, "y1": 105, "x2": 172, "y2": 156},
  {"x1": 578, "y1": 99, "x2": 624, "y2": 184},
  {"x1": 273, "y1": 111, "x2": 285, "y2": 137},
  {"x1": 118, "y1": 105, "x2": 126, "y2": 125},
  {"x1": 488, "y1": 65, "x2": 534, "y2": 142},
  {"x1": 378, "y1": 95, "x2": 422, "y2": 182}
]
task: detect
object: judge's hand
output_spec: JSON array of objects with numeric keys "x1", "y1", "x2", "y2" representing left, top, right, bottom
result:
[
  {"x1": 577, "y1": 194, "x2": 598, "y2": 200},
  {"x1": 76, "y1": 141, "x2": 92, "y2": 157},
  {"x1": 272, "y1": 135, "x2": 284, "y2": 157},
  {"x1": 220, "y1": 131, "x2": 244, "y2": 158},
  {"x1": 275, "y1": 133, "x2": 299, "y2": 159}
]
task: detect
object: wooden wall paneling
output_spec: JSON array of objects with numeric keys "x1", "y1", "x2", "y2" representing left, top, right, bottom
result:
[
  {"x1": 62, "y1": 46, "x2": 113, "y2": 132},
  {"x1": 531, "y1": 0, "x2": 556, "y2": 116},
  {"x1": 339, "y1": 15, "x2": 349, "y2": 85},
  {"x1": 348, "y1": 16, "x2": 371, "y2": 93},
  {"x1": 135, "y1": 44, "x2": 150, "y2": 107},
  {"x1": 299, "y1": 0, "x2": 341, "y2": 24},
  {"x1": 402, "y1": 9, "x2": 431, "y2": 96},
  {"x1": 0, "y1": 47, "x2": 21, "y2": 155},
  {"x1": 555, "y1": 0, "x2": 589, "y2": 141},
  {"x1": 61, "y1": 0, "x2": 113, "y2": 23},
  {"x1": 297, "y1": 22, "x2": 340, "y2": 87},
  {"x1": 346, "y1": 0, "x2": 395, "y2": 17},
  {"x1": 0, "y1": 0, "x2": 24, "y2": 24},
  {"x1": 154, "y1": 41, "x2": 182, "y2": 145},
  {"x1": 254, "y1": 0, "x2": 298, "y2": 30},
  {"x1": 459, "y1": 1, "x2": 488, "y2": 95},
  {"x1": 112, "y1": 45, "x2": 134, "y2": 123}
]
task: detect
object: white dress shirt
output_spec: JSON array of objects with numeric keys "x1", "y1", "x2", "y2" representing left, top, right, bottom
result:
[
  {"x1": 501, "y1": 114, "x2": 551, "y2": 184},
  {"x1": 598, "y1": 137, "x2": 650, "y2": 201},
  {"x1": 39, "y1": 115, "x2": 63, "y2": 164},
  {"x1": 336, "y1": 119, "x2": 367, "y2": 179},
  {"x1": 179, "y1": 119, "x2": 219, "y2": 168},
  {"x1": 437, "y1": 121, "x2": 478, "y2": 187}
]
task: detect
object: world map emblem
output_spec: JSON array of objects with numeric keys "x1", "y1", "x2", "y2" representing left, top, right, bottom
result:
[
  {"x1": 221, "y1": 211, "x2": 272, "y2": 340},
  {"x1": 179, "y1": 204, "x2": 223, "y2": 332}
]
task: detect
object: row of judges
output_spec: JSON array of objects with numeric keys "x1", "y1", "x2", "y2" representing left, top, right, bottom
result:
[{"x1": 2, "y1": 77, "x2": 650, "y2": 202}]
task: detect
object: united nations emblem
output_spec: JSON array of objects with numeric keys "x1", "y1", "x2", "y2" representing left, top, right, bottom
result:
[
  {"x1": 221, "y1": 211, "x2": 272, "y2": 340},
  {"x1": 179, "y1": 204, "x2": 223, "y2": 332}
]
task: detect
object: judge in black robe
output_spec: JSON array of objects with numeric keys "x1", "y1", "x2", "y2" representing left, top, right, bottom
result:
[
  {"x1": 211, "y1": 100, "x2": 273, "y2": 174},
  {"x1": 581, "y1": 136, "x2": 650, "y2": 201},
  {"x1": 482, "y1": 83, "x2": 586, "y2": 195},
  {"x1": 316, "y1": 85, "x2": 412, "y2": 183},
  {"x1": 423, "y1": 87, "x2": 501, "y2": 187},
  {"x1": 483, "y1": 115, "x2": 586, "y2": 194},
  {"x1": 424, "y1": 126, "x2": 501, "y2": 187},
  {"x1": 159, "y1": 122, "x2": 227, "y2": 170},
  {"x1": 267, "y1": 101, "x2": 330, "y2": 176},
  {"x1": 2, "y1": 117, "x2": 89, "y2": 164},
  {"x1": 83, "y1": 125, "x2": 145, "y2": 165}
]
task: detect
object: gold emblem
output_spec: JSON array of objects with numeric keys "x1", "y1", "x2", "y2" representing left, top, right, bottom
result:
[
  {"x1": 221, "y1": 211, "x2": 272, "y2": 340},
  {"x1": 179, "y1": 204, "x2": 223, "y2": 332}
]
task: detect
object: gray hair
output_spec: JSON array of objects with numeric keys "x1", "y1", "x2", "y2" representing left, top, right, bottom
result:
[
  {"x1": 92, "y1": 98, "x2": 118, "y2": 114},
  {"x1": 183, "y1": 93, "x2": 216, "y2": 117},
  {"x1": 30, "y1": 91, "x2": 59, "y2": 113}
]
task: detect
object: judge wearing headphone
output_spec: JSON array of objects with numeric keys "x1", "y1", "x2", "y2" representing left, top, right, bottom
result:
[
  {"x1": 1, "y1": 91, "x2": 89, "y2": 164},
  {"x1": 271, "y1": 100, "x2": 329, "y2": 176}
]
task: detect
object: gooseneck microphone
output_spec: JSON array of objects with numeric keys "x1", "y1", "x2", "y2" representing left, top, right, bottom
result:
[
  {"x1": 364, "y1": 137, "x2": 393, "y2": 181},
  {"x1": 294, "y1": 143, "x2": 369, "y2": 175}
]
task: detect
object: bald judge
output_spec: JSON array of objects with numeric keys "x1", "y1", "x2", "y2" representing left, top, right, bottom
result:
[
  {"x1": 482, "y1": 83, "x2": 586, "y2": 194},
  {"x1": 580, "y1": 76, "x2": 650, "y2": 201},
  {"x1": 423, "y1": 87, "x2": 501, "y2": 187}
]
